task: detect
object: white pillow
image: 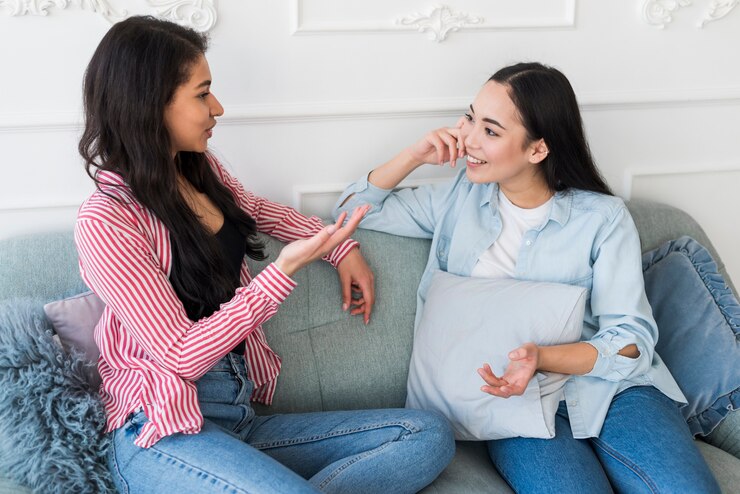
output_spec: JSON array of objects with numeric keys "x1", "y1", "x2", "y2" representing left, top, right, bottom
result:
[{"x1": 406, "y1": 271, "x2": 587, "y2": 441}]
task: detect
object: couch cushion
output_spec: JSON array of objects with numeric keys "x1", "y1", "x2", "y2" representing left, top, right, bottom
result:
[
  {"x1": 0, "y1": 231, "x2": 87, "y2": 302},
  {"x1": 642, "y1": 236, "x2": 740, "y2": 437},
  {"x1": 627, "y1": 199, "x2": 736, "y2": 296},
  {"x1": 253, "y1": 228, "x2": 430, "y2": 414}
]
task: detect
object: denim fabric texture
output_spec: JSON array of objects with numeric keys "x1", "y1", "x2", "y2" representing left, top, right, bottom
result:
[
  {"x1": 486, "y1": 386, "x2": 720, "y2": 494},
  {"x1": 107, "y1": 353, "x2": 455, "y2": 494},
  {"x1": 642, "y1": 236, "x2": 740, "y2": 437}
]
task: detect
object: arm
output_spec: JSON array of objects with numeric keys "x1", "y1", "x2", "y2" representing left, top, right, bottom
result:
[
  {"x1": 479, "y1": 205, "x2": 653, "y2": 397},
  {"x1": 75, "y1": 214, "x2": 293, "y2": 382},
  {"x1": 210, "y1": 156, "x2": 357, "y2": 267},
  {"x1": 76, "y1": 204, "x2": 367, "y2": 382},
  {"x1": 332, "y1": 122, "x2": 467, "y2": 238},
  {"x1": 208, "y1": 155, "x2": 375, "y2": 321}
]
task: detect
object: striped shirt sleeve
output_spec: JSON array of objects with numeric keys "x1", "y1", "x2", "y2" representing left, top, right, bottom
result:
[{"x1": 75, "y1": 206, "x2": 296, "y2": 382}]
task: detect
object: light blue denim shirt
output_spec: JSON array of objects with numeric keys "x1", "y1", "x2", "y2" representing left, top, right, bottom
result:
[{"x1": 333, "y1": 168, "x2": 686, "y2": 439}]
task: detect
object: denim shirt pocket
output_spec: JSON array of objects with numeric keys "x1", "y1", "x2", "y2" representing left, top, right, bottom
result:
[{"x1": 436, "y1": 235, "x2": 451, "y2": 272}]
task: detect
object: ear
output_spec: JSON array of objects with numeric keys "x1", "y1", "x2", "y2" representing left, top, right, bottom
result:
[{"x1": 528, "y1": 139, "x2": 549, "y2": 165}]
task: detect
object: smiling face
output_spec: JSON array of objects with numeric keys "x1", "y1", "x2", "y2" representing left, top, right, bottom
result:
[
  {"x1": 163, "y1": 55, "x2": 224, "y2": 157},
  {"x1": 461, "y1": 81, "x2": 550, "y2": 199}
]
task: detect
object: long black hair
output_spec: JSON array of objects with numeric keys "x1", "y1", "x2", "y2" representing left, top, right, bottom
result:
[
  {"x1": 79, "y1": 16, "x2": 265, "y2": 317},
  {"x1": 490, "y1": 63, "x2": 612, "y2": 195}
]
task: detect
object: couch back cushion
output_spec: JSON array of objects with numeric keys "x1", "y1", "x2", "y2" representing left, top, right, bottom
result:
[
  {"x1": 250, "y1": 228, "x2": 431, "y2": 414},
  {"x1": 0, "y1": 231, "x2": 87, "y2": 302},
  {"x1": 0, "y1": 200, "x2": 734, "y2": 416}
]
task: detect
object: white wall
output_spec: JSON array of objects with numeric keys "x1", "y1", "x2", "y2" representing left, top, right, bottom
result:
[{"x1": 1, "y1": 0, "x2": 738, "y2": 283}]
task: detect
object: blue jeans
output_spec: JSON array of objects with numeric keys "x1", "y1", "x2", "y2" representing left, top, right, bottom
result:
[
  {"x1": 107, "y1": 353, "x2": 454, "y2": 493},
  {"x1": 487, "y1": 386, "x2": 720, "y2": 493}
]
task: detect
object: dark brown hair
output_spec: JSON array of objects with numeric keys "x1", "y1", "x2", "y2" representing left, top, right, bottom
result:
[
  {"x1": 79, "y1": 16, "x2": 265, "y2": 317},
  {"x1": 490, "y1": 63, "x2": 612, "y2": 195}
]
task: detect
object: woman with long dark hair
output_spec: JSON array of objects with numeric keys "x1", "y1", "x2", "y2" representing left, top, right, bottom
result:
[
  {"x1": 334, "y1": 62, "x2": 720, "y2": 492},
  {"x1": 75, "y1": 16, "x2": 454, "y2": 493}
]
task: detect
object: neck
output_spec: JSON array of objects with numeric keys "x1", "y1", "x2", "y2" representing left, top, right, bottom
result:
[{"x1": 499, "y1": 182, "x2": 553, "y2": 209}]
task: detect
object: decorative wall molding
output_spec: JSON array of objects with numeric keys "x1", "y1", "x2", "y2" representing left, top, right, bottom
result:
[
  {"x1": 642, "y1": 0, "x2": 739, "y2": 27},
  {"x1": 0, "y1": 0, "x2": 217, "y2": 30},
  {"x1": 292, "y1": 1, "x2": 577, "y2": 40},
  {"x1": 622, "y1": 163, "x2": 740, "y2": 199},
  {"x1": 700, "y1": 0, "x2": 739, "y2": 26},
  {"x1": 396, "y1": 5, "x2": 483, "y2": 42},
  {"x1": 148, "y1": 0, "x2": 216, "y2": 31},
  {"x1": 0, "y1": 201, "x2": 82, "y2": 212},
  {"x1": 642, "y1": 0, "x2": 692, "y2": 28},
  {"x1": 0, "y1": 0, "x2": 126, "y2": 21},
  {"x1": 3, "y1": 87, "x2": 740, "y2": 132}
]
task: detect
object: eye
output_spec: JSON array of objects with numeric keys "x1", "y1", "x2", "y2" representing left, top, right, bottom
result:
[
  {"x1": 464, "y1": 112, "x2": 473, "y2": 122},
  {"x1": 485, "y1": 128, "x2": 499, "y2": 137},
  {"x1": 198, "y1": 92, "x2": 210, "y2": 100}
]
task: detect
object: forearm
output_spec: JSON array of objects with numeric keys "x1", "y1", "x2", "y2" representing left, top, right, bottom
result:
[
  {"x1": 368, "y1": 149, "x2": 424, "y2": 190},
  {"x1": 538, "y1": 342, "x2": 639, "y2": 375}
]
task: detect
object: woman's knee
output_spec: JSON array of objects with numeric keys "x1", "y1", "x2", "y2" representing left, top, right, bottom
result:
[{"x1": 404, "y1": 409, "x2": 456, "y2": 469}]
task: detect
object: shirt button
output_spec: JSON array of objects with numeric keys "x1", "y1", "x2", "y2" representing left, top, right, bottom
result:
[{"x1": 525, "y1": 240, "x2": 532, "y2": 246}]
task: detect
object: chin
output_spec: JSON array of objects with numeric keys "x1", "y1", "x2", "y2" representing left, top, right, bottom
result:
[{"x1": 465, "y1": 166, "x2": 495, "y2": 185}]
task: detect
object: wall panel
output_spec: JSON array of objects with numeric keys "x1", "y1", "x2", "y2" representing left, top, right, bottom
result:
[{"x1": 1, "y1": 0, "x2": 738, "y2": 282}]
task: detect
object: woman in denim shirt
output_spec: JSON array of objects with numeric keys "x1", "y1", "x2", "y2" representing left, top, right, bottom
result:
[{"x1": 334, "y1": 63, "x2": 720, "y2": 493}]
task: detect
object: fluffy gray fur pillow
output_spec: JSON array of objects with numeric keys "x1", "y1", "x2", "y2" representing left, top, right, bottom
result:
[{"x1": 0, "y1": 299, "x2": 114, "y2": 493}]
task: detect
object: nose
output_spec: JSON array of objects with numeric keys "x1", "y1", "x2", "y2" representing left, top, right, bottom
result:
[
  {"x1": 463, "y1": 124, "x2": 478, "y2": 150},
  {"x1": 211, "y1": 93, "x2": 224, "y2": 117}
]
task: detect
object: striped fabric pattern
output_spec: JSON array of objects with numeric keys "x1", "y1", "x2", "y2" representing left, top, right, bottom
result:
[{"x1": 74, "y1": 156, "x2": 358, "y2": 448}]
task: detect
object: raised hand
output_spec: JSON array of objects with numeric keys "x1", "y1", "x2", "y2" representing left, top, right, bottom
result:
[
  {"x1": 406, "y1": 117, "x2": 467, "y2": 166},
  {"x1": 478, "y1": 342, "x2": 539, "y2": 398},
  {"x1": 275, "y1": 205, "x2": 370, "y2": 277}
]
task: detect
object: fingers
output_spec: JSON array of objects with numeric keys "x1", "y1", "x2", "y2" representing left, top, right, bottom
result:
[
  {"x1": 426, "y1": 128, "x2": 463, "y2": 166},
  {"x1": 336, "y1": 205, "x2": 368, "y2": 236},
  {"x1": 477, "y1": 363, "x2": 507, "y2": 387},
  {"x1": 323, "y1": 206, "x2": 369, "y2": 254},
  {"x1": 481, "y1": 384, "x2": 515, "y2": 398},
  {"x1": 453, "y1": 125, "x2": 466, "y2": 159},
  {"x1": 353, "y1": 276, "x2": 375, "y2": 324},
  {"x1": 340, "y1": 272, "x2": 352, "y2": 312}
]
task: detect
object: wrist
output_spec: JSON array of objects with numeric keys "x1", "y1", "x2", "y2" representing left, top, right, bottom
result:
[
  {"x1": 398, "y1": 148, "x2": 426, "y2": 170},
  {"x1": 274, "y1": 257, "x2": 298, "y2": 278}
]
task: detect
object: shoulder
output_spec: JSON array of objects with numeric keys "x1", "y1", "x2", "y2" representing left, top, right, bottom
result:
[
  {"x1": 76, "y1": 177, "x2": 153, "y2": 241},
  {"x1": 567, "y1": 189, "x2": 628, "y2": 224}
]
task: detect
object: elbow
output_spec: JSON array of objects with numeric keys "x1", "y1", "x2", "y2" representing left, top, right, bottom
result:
[{"x1": 618, "y1": 344, "x2": 640, "y2": 359}]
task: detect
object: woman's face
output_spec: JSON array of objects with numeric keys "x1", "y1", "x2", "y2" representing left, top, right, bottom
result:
[
  {"x1": 164, "y1": 55, "x2": 224, "y2": 156},
  {"x1": 461, "y1": 81, "x2": 548, "y2": 192}
]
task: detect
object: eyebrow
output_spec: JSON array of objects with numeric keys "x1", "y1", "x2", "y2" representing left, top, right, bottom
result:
[
  {"x1": 196, "y1": 80, "x2": 211, "y2": 89},
  {"x1": 470, "y1": 104, "x2": 506, "y2": 130}
]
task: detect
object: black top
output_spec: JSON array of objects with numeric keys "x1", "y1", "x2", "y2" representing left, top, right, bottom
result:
[{"x1": 171, "y1": 215, "x2": 247, "y2": 354}]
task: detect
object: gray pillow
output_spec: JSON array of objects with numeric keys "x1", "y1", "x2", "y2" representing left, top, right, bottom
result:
[
  {"x1": 406, "y1": 271, "x2": 587, "y2": 441},
  {"x1": 43, "y1": 291, "x2": 104, "y2": 388}
]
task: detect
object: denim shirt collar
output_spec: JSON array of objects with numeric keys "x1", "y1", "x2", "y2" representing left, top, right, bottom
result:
[{"x1": 479, "y1": 182, "x2": 573, "y2": 229}]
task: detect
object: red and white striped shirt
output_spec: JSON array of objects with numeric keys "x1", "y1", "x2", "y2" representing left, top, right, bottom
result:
[{"x1": 74, "y1": 156, "x2": 357, "y2": 448}]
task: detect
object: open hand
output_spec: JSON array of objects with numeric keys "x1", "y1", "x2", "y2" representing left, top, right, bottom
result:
[
  {"x1": 275, "y1": 205, "x2": 369, "y2": 277},
  {"x1": 478, "y1": 343, "x2": 539, "y2": 398}
]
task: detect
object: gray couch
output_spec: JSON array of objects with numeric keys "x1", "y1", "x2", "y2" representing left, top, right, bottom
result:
[{"x1": 1, "y1": 198, "x2": 739, "y2": 493}]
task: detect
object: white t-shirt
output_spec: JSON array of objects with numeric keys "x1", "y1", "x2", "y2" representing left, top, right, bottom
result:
[{"x1": 471, "y1": 191, "x2": 553, "y2": 279}]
